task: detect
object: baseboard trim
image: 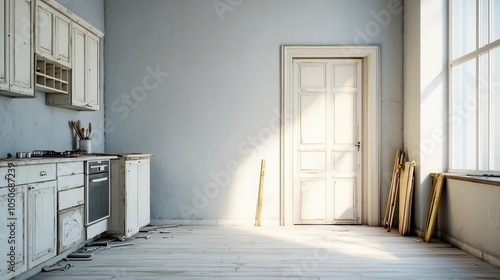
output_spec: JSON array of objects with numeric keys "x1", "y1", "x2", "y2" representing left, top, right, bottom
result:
[
  {"x1": 442, "y1": 233, "x2": 500, "y2": 267},
  {"x1": 150, "y1": 218, "x2": 281, "y2": 227}
]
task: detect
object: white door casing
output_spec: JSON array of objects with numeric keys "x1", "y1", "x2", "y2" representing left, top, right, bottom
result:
[
  {"x1": 292, "y1": 59, "x2": 362, "y2": 224},
  {"x1": 281, "y1": 46, "x2": 380, "y2": 226}
]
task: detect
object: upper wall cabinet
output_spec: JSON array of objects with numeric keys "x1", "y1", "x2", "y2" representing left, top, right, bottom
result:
[
  {"x1": 0, "y1": 0, "x2": 35, "y2": 98},
  {"x1": 39, "y1": 0, "x2": 103, "y2": 111},
  {"x1": 35, "y1": 1, "x2": 71, "y2": 68}
]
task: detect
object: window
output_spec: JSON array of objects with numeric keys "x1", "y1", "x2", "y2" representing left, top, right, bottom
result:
[{"x1": 450, "y1": 0, "x2": 500, "y2": 173}]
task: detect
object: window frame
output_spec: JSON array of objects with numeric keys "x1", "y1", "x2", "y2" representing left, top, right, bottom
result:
[{"x1": 449, "y1": 0, "x2": 500, "y2": 174}]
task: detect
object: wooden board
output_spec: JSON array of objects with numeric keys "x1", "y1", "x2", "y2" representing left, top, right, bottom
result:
[
  {"x1": 423, "y1": 173, "x2": 444, "y2": 242},
  {"x1": 399, "y1": 161, "x2": 416, "y2": 236}
]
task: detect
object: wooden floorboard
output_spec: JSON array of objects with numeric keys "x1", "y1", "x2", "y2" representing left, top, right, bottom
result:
[{"x1": 28, "y1": 225, "x2": 500, "y2": 279}]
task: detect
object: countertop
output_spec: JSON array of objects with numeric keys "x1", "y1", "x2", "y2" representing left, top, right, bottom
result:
[{"x1": 0, "y1": 155, "x2": 119, "y2": 167}]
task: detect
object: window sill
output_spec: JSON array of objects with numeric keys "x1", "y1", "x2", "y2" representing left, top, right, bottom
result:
[{"x1": 431, "y1": 173, "x2": 500, "y2": 187}]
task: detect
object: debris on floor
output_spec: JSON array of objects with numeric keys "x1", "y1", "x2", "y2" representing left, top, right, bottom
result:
[
  {"x1": 139, "y1": 224, "x2": 178, "y2": 232},
  {"x1": 42, "y1": 260, "x2": 73, "y2": 272}
]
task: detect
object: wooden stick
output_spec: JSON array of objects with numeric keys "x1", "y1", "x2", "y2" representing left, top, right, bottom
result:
[
  {"x1": 387, "y1": 152, "x2": 404, "y2": 231},
  {"x1": 256, "y1": 159, "x2": 266, "y2": 227},
  {"x1": 423, "y1": 173, "x2": 444, "y2": 242},
  {"x1": 384, "y1": 150, "x2": 401, "y2": 228},
  {"x1": 385, "y1": 150, "x2": 403, "y2": 228}
]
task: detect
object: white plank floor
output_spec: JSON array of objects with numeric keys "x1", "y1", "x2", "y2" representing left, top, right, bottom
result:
[{"x1": 29, "y1": 225, "x2": 500, "y2": 279}]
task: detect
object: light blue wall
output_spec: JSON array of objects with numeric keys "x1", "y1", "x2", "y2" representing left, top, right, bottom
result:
[
  {"x1": 104, "y1": 0, "x2": 404, "y2": 225},
  {"x1": 0, "y1": 0, "x2": 105, "y2": 157}
]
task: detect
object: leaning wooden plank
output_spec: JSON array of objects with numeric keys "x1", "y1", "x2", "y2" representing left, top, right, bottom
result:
[
  {"x1": 384, "y1": 150, "x2": 401, "y2": 228},
  {"x1": 401, "y1": 162, "x2": 416, "y2": 236},
  {"x1": 398, "y1": 162, "x2": 409, "y2": 235},
  {"x1": 423, "y1": 173, "x2": 444, "y2": 242},
  {"x1": 256, "y1": 159, "x2": 266, "y2": 227},
  {"x1": 387, "y1": 151, "x2": 405, "y2": 231}
]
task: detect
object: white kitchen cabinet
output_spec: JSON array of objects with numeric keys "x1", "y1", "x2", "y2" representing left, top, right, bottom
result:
[
  {"x1": 46, "y1": 22, "x2": 101, "y2": 110},
  {"x1": 27, "y1": 180, "x2": 57, "y2": 269},
  {"x1": 108, "y1": 156, "x2": 151, "y2": 239},
  {"x1": 0, "y1": 0, "x2": 35, "y2": 97},
  {"x1": 35, "y1": 0, "x2": 72, "y2": 67},
  {"x1": 0, "y1": 185, "x2": 27, "y2": 280},
  {"x1": 34, "y1": 0, "x2": 72, "y2": 95}
]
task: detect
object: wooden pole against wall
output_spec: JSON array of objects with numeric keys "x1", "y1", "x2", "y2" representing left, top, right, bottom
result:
[{"x1": 256, "y1": 159, "x2": 266, "y2": 227}]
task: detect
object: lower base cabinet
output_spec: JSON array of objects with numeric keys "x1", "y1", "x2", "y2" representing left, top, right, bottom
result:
[
  {"x1": 0, "y1": 180, "x2": 57, "y2": 280},
  {"x1": 108, "y1": 156, "x2": 151, "y2": 239}
]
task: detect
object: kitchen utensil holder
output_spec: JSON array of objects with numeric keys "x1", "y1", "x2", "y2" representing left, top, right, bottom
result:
[{"x1": 79, "y1": 139, "x2": 92, "y2": 154}]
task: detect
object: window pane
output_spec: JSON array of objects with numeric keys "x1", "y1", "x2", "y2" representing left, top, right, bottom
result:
[
  {"x1": 453, "y1": 0, "x2": 477, "y2": 59},
  {"x1": 479, "y1": 53, "x2": 489, "y2": 170},
  {"x1": 451, "y1": 59, "x2": 477, "y2": 170},
  {"x1": 494, "y1": 0, "x2": 500, "y2": 41},
  {"x1": 480, "y1": 0, "x2": 489, "y2": 47},
  {"x1": 492, "y1": 48, "x2": 500, "y2": 170}
]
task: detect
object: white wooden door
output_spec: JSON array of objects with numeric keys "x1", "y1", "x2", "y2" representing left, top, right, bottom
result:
[
  {"x1": 292, "y1": 59, "x2": 362, "y2": 224},
  {"x1": 71, "y1": 23, "x2": 86, "y2": 106},
  {"x1": 0, "y1": 0, "x2": 8, "y2": 92},
  {"x1": 9, "y1": 0, "x2": 33, "y2": 96},
  {"x1": 27, "y1": 181, "x2": 56, "y2": 269},
  {"x1": 0, "y1": 184, "x2": 27, "y2": 279}
]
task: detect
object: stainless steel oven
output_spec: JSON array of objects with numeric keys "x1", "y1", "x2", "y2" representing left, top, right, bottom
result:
[{"x1": 85, "y1": 160, "x2": 110, "y2": 225}]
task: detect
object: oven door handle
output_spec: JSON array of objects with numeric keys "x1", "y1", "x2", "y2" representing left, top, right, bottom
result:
[{"x1": 90, "y1": 177, "x2": 108, "y2": 183}]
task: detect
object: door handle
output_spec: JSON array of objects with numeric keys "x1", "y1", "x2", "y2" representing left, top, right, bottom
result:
[
  {"x1": 91, "y1": 177, "x2": 108, "y2": 183},
  {"x1": 355, "y1": 141, "x2": 361, "y2": 152}
]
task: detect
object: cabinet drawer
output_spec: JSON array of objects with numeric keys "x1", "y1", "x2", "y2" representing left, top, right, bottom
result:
[
  {"x1": 58, "y1": 186, "x2": 84, "y2": 210},
  {"x1": 57, "y1": 162, "x2": 83, "y2": 176},
  {"x1": 57, "y1": 173, "x2": 84, "y2": 191},
  {"x1": 1, "y1": 164, "x2": 56, "y2": 187}
]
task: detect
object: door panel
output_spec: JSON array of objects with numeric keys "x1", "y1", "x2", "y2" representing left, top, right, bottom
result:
[
  {"x1": 334, "y1": 94, "x2": 355, "y2": 144},
  {"x1": 293, "y1": 59, "x2": 361, "y2": 225},
  {"x1": 299, "y1": 179, "x2": 326, "y2": 221},
  {"x1": 300, "y1": 95, "x2": 326, "y2": 145},
  {"x1": 333, "y1": 180, "x2": 355, "y2": 220},
  {"x1": 300, "y1": 152, "x2": 326, "y2": 171}
]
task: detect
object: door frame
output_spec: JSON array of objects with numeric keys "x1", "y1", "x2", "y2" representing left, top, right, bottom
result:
[{"x1": 281, "y1": 45, "x2": 381, "y2": 226}]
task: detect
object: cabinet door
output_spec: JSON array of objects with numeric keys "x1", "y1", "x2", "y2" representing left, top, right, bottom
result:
[
  {"x1": 0, "y1": 185, "x2": 27, "y2": 279},
  {"x1": 54, "y1": 11, "x2": 70, "y2": 67},
  {"x1": 86, "y1": 32, "x2": 99, "y2": 110},
  {"x1": 0, "y1": 0, "x2": 8, "y2": 92},
  {"x1": 9, "y1": 0, "x2": 34, "y2": 96},
  {"x1": 125, "y1": 160, "x2": 139, "y2": 236},
  {"x1": 27, "y1": 181, "x2": 57, "y2": 269},
  {"x1": 58, "y1": 205, "x2": 85, "y2": 254},
  {"x1": 71, "y1": 23, "x2": 86, "y2": 107},
  {"x1": 35, "y1": 2, "x2": 53, "y2": 58},
  {"x1": 137, "y1": 159, "x2": 150, "y2": 227}
]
